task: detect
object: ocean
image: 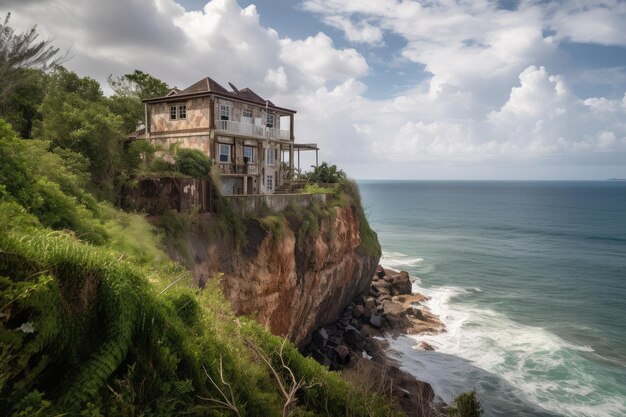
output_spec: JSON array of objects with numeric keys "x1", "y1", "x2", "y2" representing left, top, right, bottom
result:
[{"x1": 357, "y1": 180, "x2": 626, "y2": 417}]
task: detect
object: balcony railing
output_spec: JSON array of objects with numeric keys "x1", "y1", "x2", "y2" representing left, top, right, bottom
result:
[
  {"x1": 217, "y1": 120, "x2": 290, "y2": 141},
  {"x1": 218, "y1": 162, "x2": 259, "y2": 175}
]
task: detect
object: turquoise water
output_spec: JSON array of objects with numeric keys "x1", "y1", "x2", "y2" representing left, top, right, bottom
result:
[{"x1": 358, "y1": 181, "x2": 626, "y2": 417}]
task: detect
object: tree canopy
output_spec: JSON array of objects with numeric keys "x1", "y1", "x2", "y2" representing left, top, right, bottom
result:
[
  {"x1": 0, "y1": 13, "x2": 66, "y2": 98},
  {"x1": 107, "y1": 70, "x2": 169, "y2": 134}
]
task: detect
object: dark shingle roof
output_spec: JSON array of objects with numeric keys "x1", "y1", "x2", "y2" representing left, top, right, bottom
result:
[
  {"x1": 181, "y1": 77, "x2": 230, "y2": 94},
  {"x1": 143, "y1": 76, "x2": 295, "y2": 113}
]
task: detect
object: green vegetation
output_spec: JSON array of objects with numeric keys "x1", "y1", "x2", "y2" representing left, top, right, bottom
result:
[
  {"x1": 449, "y1": 391, "x2": 484, "y2": 417},
  {"x1": 107, "y1": 70, "x2": 169, "y2": 134},
  {"x1": 0, "y1": 12, "x2": 66, "y2": 100},
  {"x1": 0, "y1": 121, "x2": 397, "y2": 416},
  {"x1": 301, "y1": 162, "x2": 346, "y2": 184},
  {"x1": 299, "y1": 183, "x2": 335, "y2": 194},
  {"x1": 175, "y1": 148, "x2": 212, "y2": 178},
  {"x1": 0, "y1": 18, "x2": 393, "y2": 417}
]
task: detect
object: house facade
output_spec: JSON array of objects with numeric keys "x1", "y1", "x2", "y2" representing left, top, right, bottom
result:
[{"x1": 141, "y1": 77, "x2": 297, "y2": 196}]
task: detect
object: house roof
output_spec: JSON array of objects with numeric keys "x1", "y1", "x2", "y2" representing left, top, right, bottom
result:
[
  {"x1": 143, "y1": 76, "x2": 295, "y2": 114},
  {"x1": 180, "y1": 76, "x2": 230, "y2": 95}
]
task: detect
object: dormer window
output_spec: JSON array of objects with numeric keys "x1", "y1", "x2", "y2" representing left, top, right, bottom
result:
[
  {"x1": 266, "y1": 113, "x2": 274, "y2": 128},
  {"x1": 178, "y1": 105, "x2": 186, "y2": 119},
  {"x1": 170, "y1": 106, "x2": 177, "y2": 120}
]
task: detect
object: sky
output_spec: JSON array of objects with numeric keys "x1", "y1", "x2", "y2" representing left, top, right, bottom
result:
[{"x1": 2, "y1": 0, "x2": 626, "y2": 180}]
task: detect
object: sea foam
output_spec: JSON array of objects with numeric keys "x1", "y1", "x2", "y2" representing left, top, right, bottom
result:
[{"x1": 383, "y1": 269, "x2": 626, "y2": 417}]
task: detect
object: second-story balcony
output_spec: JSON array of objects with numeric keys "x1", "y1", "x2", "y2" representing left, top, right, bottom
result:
[
  {"x1": 218, "y1": 162, "x2": 259, "y2": 175},
  {"x1": 217, "y1": 120, "x2": 290, "y2": 141}
]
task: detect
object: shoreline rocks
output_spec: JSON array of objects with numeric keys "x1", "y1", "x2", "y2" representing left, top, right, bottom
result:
[{"x1": 301, "y1": 268, "x2": 446, "y2": 416}]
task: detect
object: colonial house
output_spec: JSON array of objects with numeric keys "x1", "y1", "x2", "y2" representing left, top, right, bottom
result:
[{"x1": 139, "y1": 76, "x2": 316, "y2": 196}]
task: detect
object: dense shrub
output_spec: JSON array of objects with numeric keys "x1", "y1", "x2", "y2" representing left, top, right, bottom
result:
[
  {"x1": 301, "y1": 162, "x2": 346, "y2": 184},
  {"x1": 449, "y1": 391, "x2": 484, "y2": 417},
  {"x1": 0, "y1": 119, "x2": 107, "y2": 244},
  {"x1": 175, "y1": 148, "x2": 212, "y2": 178}
]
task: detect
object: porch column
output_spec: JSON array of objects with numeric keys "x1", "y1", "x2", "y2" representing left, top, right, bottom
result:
[
  {"x1": 289, "y1": 144, "x2": 294, "y2": 178},
  {"x1": 316, "y1": 149, "x2": 319, "y2": 167}
]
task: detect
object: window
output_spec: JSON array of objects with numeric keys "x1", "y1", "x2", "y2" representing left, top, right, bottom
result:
[
  {"x1": 170, "y1": 104, "x2": 187, "y2": 120},
  {"x1": 265, "y1": 148, "x2": 275, "y2": 165},
  {"x1": 266, "y1": 113, "x2": 274, "y2": 128},
  {"x1": 266, "y1": 175, "x2": 273, "y2": 191},
  {"x1": 242, "y1": 108, "x2": 253, "y2": 125},
  {"x1": 219, "y1": 144, "x2": 231, "y2": 162},
  {"x1": 243, "y1": 146, "x2": 255, "y2": 163},
  {"x1": 220, "y1": 105, "x2": 230, "y2": 121}
]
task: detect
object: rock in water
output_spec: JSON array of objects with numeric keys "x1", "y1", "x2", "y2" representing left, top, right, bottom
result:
[
  {"x1": 417, "y1": 341, "x2": 435, "y2": 351},
  {"x1": 391, "y1": 271, "x2": 412, "y2": 295}
]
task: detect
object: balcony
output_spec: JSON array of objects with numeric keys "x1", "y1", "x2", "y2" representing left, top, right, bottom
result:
[
  {"x1": 217, "y1": 120, "x2": 290, "y2": 141},
  {"x1": 218, "y1": 162, "x2": 259, "y2": 175}
]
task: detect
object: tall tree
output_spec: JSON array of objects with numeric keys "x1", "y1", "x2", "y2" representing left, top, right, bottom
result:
[
  {"x1": 0, "y1": 13, "x2": 66, "y2": 98},
  {"x1": 107, "y1": 70, "x2": 169, "y2": 133},
  {"x1": 0, "y1": 68, "x2": 47, "y2": 138},
  {"x1": 34, "y1": 68, "x2": 124, "y2": 200}
]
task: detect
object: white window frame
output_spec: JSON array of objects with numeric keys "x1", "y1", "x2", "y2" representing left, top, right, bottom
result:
[
  {"x1": 266, "y1": 113, "x2": 275, "y2": 128},
  {"x1": 170, "y1": 106, "x2": 177, "y2": 120},
  {"x1": 220, "y1": 105, "x2": 230, "y2": 121},
  {"x1": 243, "y1": 146, "x2": 255, "y2": 163},
  {"x1": 266, "y1": 174, "x2": 273, "y2": 191},
  {"x1": 243, "y1": 108, "x2": 253, "y2": 119},
  {"x1": 265, "y1": 148, "x2": 275, "y2": 165},
  {"x1": 219, "y1": 143, "x2": 231, "y2": 162},
  {"x1": 178, "y1": 105, "x2": 186, "y2": 119}
]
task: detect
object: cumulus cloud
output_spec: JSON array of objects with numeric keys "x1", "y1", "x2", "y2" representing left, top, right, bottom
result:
[
  {"x1": 548, "y1": 1, "x2": 626, "y2": 46},
  {"x1": 2, "y1": 0, "x2": 626, "y2": 178},
  {"x1": 279, "y1": 32, "x2": 368, "y2": 87},
  {"x1": 322, "y1": 15, "x2": 384, "y2": 45},
  {"x1": 1, "y1": 0, "x2": 368, "y2": 96}
]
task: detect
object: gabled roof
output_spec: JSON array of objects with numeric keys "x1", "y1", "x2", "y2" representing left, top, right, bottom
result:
[
  {"x1": 143, "y1": 76, "x2": 296, "y2": 114},
  {"x1": 181, "y1": 76, "x2": 230, "y2": 95}
]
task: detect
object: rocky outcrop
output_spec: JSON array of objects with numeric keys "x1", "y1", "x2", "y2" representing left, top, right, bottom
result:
[
  {"x1": 302, "y1": 269, "x2": 444, "y2": 370},
  {"x1": 302, "y1": 268, "x2": 446, "y2": 417},
  {"x1": 166, "y1": 204, "x2": 379, "y2": 347}
]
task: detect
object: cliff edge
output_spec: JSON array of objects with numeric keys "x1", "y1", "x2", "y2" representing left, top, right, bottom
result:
[{"x1": 162, "y1": 184, "x2": 380, "y2": 347}]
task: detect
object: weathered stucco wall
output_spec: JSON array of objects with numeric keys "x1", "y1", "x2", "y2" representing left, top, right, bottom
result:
[
  {"x1": 150, "y1": 134, "x2": 211, "y2": 156},
  {"x1": 149, "y1": 97, "x2": 211, "y2": 133}
]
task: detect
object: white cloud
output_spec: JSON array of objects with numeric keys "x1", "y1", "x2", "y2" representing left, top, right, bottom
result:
[
  {"x1": 548, "y1": 1, "x2": 626, "y2": 46},
  {"x1": 2, "y1": 0, "x2": 626, "y2": 178},
  {"x1": 279, "y1": 32, "x2": 368, "y2": 88},
  {"x1": 322, "y1": 15, "x2": 384, "y2": 45},
  {"x1": 264, "y1": 66, "x2": 288, "y2": 92}
]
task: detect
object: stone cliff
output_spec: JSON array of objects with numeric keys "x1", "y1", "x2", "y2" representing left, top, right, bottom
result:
[{"x1": 164, "y1": 203, "x2": 380, "y2": 347}]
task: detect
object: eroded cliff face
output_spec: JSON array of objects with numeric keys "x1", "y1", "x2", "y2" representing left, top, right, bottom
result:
[{"x1": 168, "y1": 205, "x2": 379, "y2": 347}]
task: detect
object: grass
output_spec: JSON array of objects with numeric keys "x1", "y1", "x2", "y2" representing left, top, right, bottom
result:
[{"x1": 0, "y1": 199, "x2": 397, "y2": 416}]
